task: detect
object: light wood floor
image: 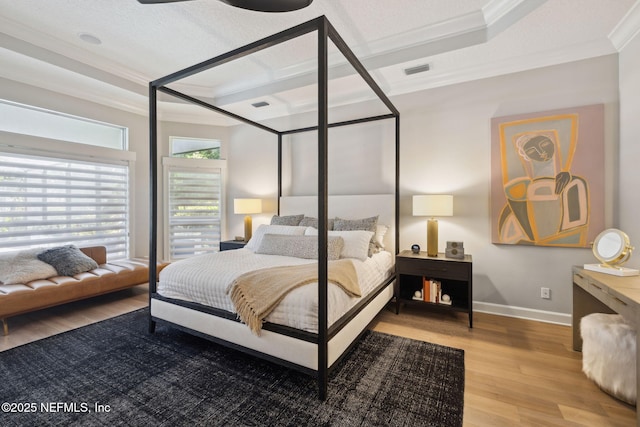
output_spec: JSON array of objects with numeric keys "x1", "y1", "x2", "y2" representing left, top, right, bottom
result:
[{"x1": 1, "y1": 287, "x2": 635, "y2": 426}]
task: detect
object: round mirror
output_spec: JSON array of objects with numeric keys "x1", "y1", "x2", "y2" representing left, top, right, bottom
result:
[{"x1": 592, "y1": 228, "x2": 634, "y2": 266}]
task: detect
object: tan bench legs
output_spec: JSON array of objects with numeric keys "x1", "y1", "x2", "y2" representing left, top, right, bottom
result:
[{"x1": 2, "y1": 318, "x2": 7, "y2": 336}]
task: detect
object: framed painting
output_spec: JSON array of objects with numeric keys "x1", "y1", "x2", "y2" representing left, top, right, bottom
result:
[{"x1": 490, "y1": 104, "x2": 604, "y2": 247}]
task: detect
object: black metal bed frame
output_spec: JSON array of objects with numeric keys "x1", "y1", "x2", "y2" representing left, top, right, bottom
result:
[{"x1": 147, "y1": 15, "x2": 400, "y2": 400}]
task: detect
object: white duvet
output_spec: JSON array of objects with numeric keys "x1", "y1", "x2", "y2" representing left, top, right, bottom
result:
[{"x1": 157, "y1": 248, "x2": 393, "y2": 333}]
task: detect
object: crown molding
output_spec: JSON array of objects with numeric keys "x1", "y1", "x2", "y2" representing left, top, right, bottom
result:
[
  {"x1": 0, "y1": 16, "x2": 151, "y2": 87},
  {"x1": 483, "y1": 0, "x2": 548, "y2": 38},
  {"x1": 388, "y1": 38, "x2": 618, "y2": 97},
  {"x1": 609, "y1": 0, "x2": 640, "y2": 51}
]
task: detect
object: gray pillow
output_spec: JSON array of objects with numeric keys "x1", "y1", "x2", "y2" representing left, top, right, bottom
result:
[
  {"x1": 270, "y1": 214, "x2": 304, "y2": 226},
  {"x1": 37, "y1": 245, "x2": 99, "y2": 277},
  {"x1": 0, "y1": 248, "x2": 58, "y2": 285},
  {"x1": 299, "y1": 216, "x2": 335, "y2": 230},
  {"x1": 255, "y1": 234, "x2": 344, "y2": 260},
  {"x1": 334, "y1": 215, "x2": 379, "y2": 256}
]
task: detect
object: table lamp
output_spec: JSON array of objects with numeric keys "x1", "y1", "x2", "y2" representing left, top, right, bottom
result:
[
  {"x1": 234, "y1": 198, "x2": 262, "y2": 242},
  {"x1": 413, "y1": 195, "x2": 453, "y2": 257}
]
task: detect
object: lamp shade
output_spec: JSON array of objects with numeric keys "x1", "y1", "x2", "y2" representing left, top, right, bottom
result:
[
  {"x1": 413, "y1": 195, "x2": 453, "y2": 217},
  {"x1": 234, "y1": 198, "x2": 262, "y2": 215}
]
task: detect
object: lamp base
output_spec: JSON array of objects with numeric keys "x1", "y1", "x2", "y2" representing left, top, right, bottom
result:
[
  {"x1": 244, "y1": 215, "x2": 252, "y2": 242},
  {"x1": 427, "y1": 218, "x2": 438, "y2": 257}
]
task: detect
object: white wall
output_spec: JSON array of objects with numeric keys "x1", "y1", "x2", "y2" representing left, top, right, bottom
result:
[
  {"x1": 282, "y1": 121, "x2": 396, "y2": 196},
  {"x1": 226, "y1": 125, "x2": 280, "y2": 239},
  {"x1": 618, "y1": 31, "x2": 640, "y2": 244}
]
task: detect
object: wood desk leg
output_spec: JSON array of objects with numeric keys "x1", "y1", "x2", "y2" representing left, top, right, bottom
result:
[{"x1": 2, "y1": 318, "x2": 8, "y2": 336}]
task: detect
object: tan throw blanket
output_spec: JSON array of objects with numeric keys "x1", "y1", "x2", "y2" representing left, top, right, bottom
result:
[{"x1": 228, "y1": 259, "x2": 360, "y2": 336}]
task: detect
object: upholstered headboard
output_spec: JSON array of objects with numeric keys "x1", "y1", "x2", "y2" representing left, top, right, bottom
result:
[{"x1": 279, "y1": 194, "x2": 395, "y2": 253}]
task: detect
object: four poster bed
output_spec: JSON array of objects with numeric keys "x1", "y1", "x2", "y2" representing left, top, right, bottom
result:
[{"x1": 147, "y1": 16, "x2": 400, "y2": 399}]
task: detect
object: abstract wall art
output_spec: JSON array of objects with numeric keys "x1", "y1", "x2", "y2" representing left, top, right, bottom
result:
[{"x1": 490, "y1": 104, "x2": 604, "y2": 247}]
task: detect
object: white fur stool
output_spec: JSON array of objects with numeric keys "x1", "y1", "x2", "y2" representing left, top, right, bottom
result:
[{"x1": 580, "y1": 313, "x2": 636, "y2": 405}]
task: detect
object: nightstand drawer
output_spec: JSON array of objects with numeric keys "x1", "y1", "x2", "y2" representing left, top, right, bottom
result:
[{"x1": 396, "y1": 257, "x2": 469, "y2": 281}]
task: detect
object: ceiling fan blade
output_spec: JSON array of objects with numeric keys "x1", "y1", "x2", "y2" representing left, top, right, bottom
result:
[
  {"x1": 219, "y1": 0, "x2": 313, "y2": 12},
  {"x1": 137, "y1": 0, "x2": 193, "y2": 4},
  {"x1": 137, "y1": 0, "x2": 313, "y2": 12}
]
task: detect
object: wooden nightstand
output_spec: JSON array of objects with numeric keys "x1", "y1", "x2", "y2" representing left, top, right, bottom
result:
[
  {"x1": 395, "y1": 250, "x2": 473, "y2": 328},
  {"x1": 219, "y1": 240, "x2": 247, "y2": 251}
]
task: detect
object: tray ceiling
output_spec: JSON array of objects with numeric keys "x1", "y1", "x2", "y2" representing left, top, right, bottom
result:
[{"x1": 0, "y1": 0, "x2": 637, "y2": 125}]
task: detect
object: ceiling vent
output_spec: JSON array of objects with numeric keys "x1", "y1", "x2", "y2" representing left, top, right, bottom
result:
[
  {"x1": 251, "y1": 101, "x2": 270, "y2": 108},
  {"x1": 404, "y1": 64, "x2": 430, "y2": 76}
]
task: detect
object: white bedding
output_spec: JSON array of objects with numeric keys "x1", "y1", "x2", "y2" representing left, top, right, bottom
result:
[{"x1": 157, "y1": 248, "x2": 393, "y2": 333}]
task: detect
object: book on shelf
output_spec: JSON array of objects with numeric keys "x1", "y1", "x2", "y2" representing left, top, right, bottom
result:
[
  {"x1": 422, "y1": 277, "x2": 441, "y2": 303},
  {"x1": 422, "y1": 276, "x2": 430, "y2": 302}
]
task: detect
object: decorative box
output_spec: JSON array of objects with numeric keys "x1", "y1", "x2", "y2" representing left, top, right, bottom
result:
[{"x1": 446, "y1": 241, "x2": 465, "y2": 259}]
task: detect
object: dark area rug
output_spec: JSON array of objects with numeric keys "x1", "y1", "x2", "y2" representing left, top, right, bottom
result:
[{"x1": 0, "y1": 309, "x2": 464, "y2": 426}]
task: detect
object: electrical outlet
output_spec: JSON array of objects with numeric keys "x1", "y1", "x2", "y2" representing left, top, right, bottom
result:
[{"x1": 541, "y1": 287, "x2": 551, "y2": 299}]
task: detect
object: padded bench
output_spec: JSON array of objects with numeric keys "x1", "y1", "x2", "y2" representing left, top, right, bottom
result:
[{"x1": 0, "y1": 246, "x2": 166, "y2": 335}]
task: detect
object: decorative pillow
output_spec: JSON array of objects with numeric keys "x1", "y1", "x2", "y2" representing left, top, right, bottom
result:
[
  {"x1": 245, "y1": 225, "x2": 307, "y2": 251},
  {"x1": 334, "y1": 215, "x2": 379, "y2": 256},
  {"x1": 305, "y1": 228, "x2": 374, "y2": 261},
  {"x1": 299, "y1": 216, "x2": 335, "y2": 230},
  {"x1": 255, "y1": 234, "x2": 344, "y2": 260},
  {"x1": 270, "y1": 214, "x2": 304, "y2": 226},
  {"x1": 37, "y1": 245, "x2": 99, "y2": 277},
  {"x1": 374, "y1": 224, "x2": 389, "y2": 251},
  {"x1": 0, "y1": 248, "x2": 58, "y2": 285}
]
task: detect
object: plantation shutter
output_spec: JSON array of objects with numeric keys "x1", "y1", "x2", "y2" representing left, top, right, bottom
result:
[
  {"x1": 164, "y1": 158, "x2": 224, "y2": 261},
  {"x1": 0, "y1": 152, "x2": 129, "y2": 260}
]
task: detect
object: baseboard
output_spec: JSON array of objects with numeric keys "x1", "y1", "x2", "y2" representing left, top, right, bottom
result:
[{"x1": 473, "y1": 301, "x2": 571, "y2": 326}]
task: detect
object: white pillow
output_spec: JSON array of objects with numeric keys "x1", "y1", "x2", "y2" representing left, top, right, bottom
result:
[
  {"x1": 374, "y1": 224, "x2": 388, "y2": 250},
  {"x1": 305, "y1": 228, "x2": 374, "y2": 261},
  {"x1": 245, "y1": 225, "x2": 307, "y2": 251},
  {"x1": 0, "y1": 248, "x2": 58, "y2": 285}
]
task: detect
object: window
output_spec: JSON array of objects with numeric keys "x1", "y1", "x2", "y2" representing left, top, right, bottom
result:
[
  {"x1": 163, "y1": 157, "x2": 225, "y2": 261},
  {"x1": 0, "y1": 100, "x2": 132, "y2": 260},
  {"x1": 0, "y1": 100, "x2": 127, "y2": 150},
  {"x1": 170, "y1": 137, "x2": 220, "y2": 159},
  {"x1": 0, "y1": 152, "x2": 129, "y2": 259}
]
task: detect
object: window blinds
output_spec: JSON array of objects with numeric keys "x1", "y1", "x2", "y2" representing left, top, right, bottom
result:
[
  {"x1": 0, "y1": 152, "x2": 129, "y2": 260},
  {"x1": 165, "y1": 163, "x2": 223, "y2": 260}
]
